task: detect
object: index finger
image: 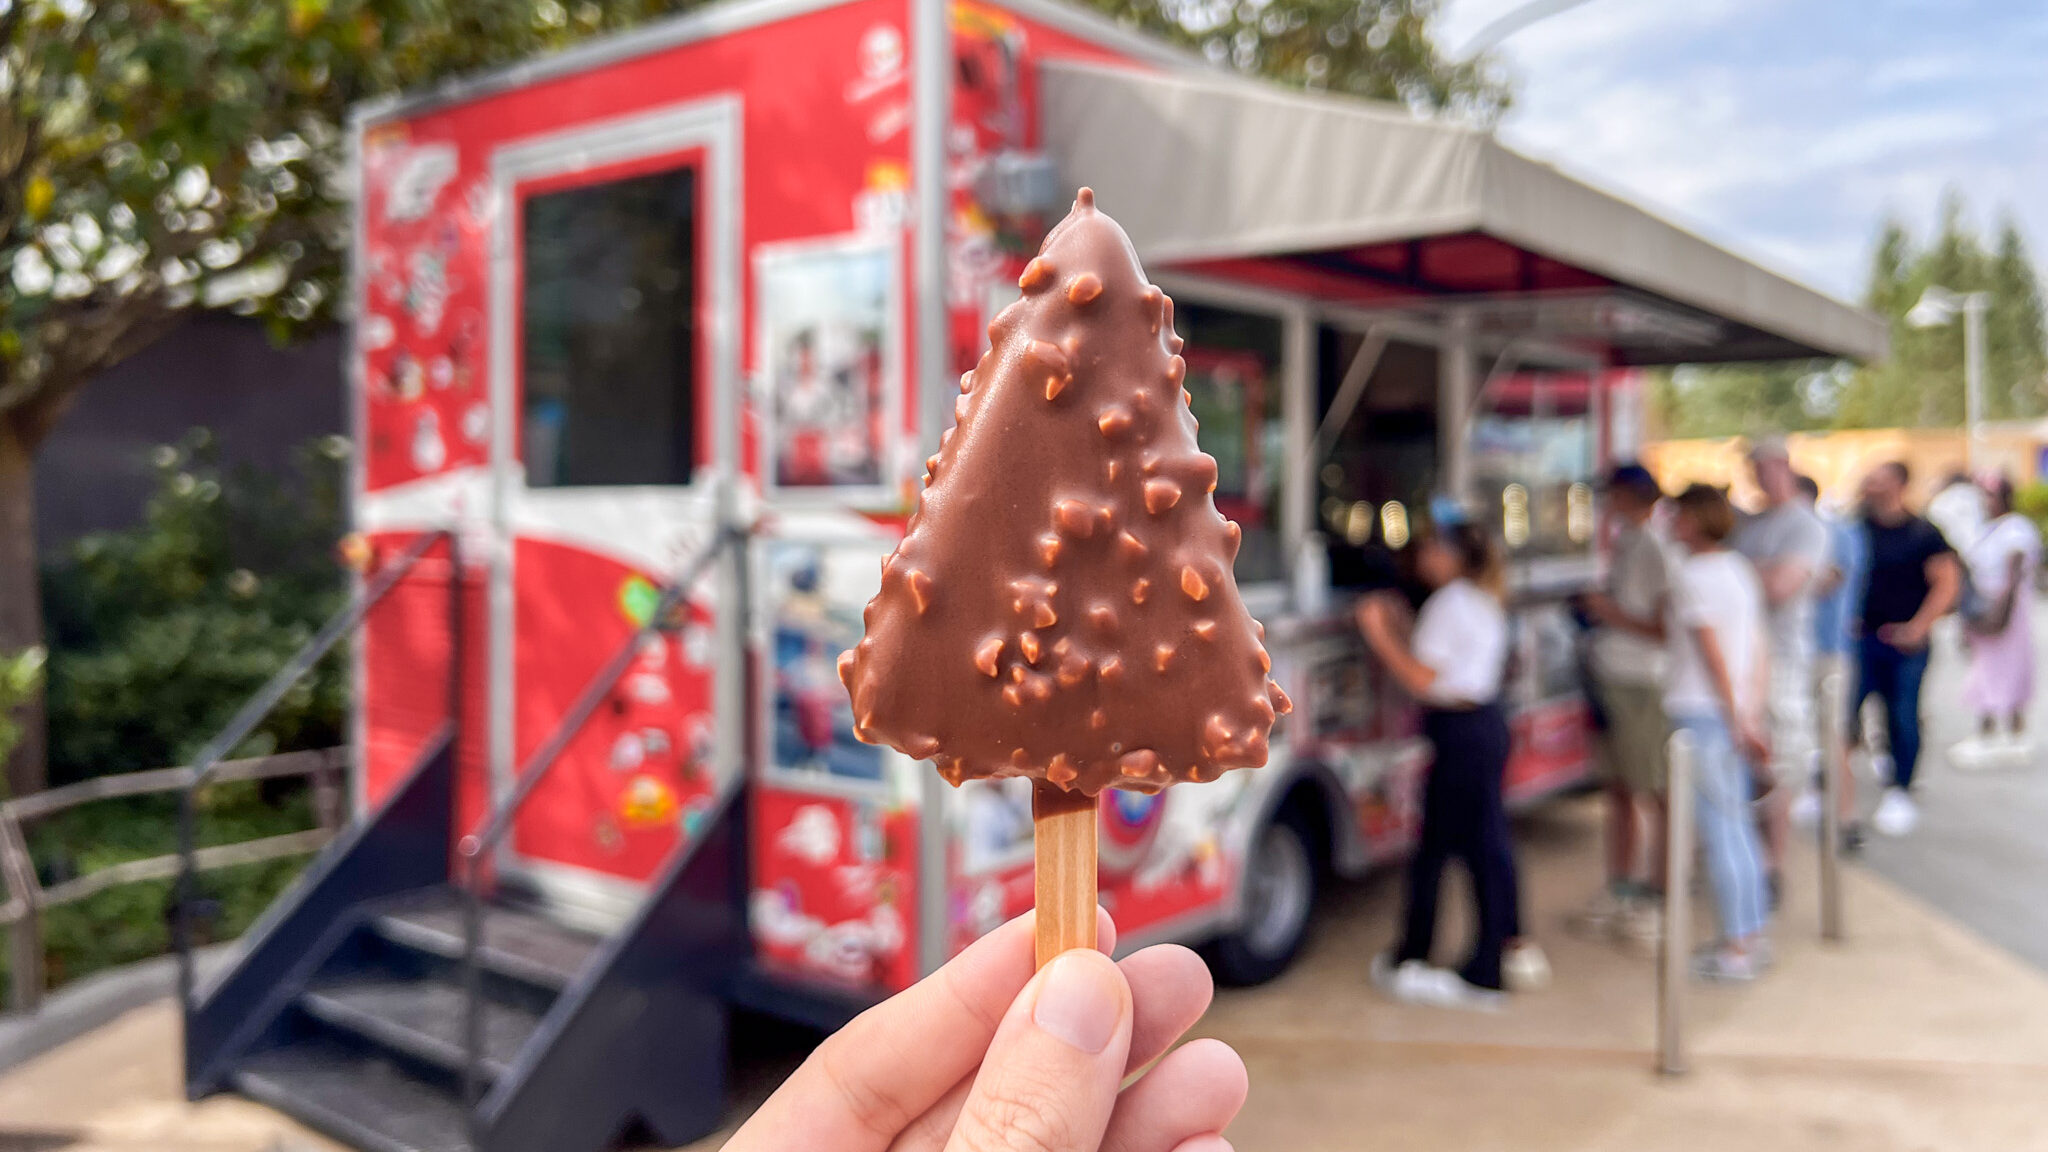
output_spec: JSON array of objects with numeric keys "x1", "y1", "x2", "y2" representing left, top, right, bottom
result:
[{"x1": 726, "y1": 906, "x2": 1116, "y2": 1152}]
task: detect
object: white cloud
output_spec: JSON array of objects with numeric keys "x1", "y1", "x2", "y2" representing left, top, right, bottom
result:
[{"x1": 1438, "y1": 0, "x2": 2048, "y2": 301}]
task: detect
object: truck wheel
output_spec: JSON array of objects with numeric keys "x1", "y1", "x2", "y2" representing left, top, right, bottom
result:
[{"x1": 1205, "y1": 808, "x2": 1317, "y2": 986}]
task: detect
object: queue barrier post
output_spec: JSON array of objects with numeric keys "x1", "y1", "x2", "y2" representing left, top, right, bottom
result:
[
  {"x1": 1657, "y1": 728, "x2": 1695, "y2": 1077},
  {"x1": 1818, "y1": 669, "x2": 1848, "y2": 942}
]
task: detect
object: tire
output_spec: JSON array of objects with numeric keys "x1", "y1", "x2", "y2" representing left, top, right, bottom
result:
[{"x1": 1204, "y1": 807, "x2": 1318, "y2": 986}]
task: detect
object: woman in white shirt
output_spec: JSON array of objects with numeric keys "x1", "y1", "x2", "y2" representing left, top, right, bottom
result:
[
  {"x1": 1665, "y1": 484, "x2": 1774, "y2": 981},
  {"x1": 1357, "y1": 520, "x2": 1527, "y2": 1008}
]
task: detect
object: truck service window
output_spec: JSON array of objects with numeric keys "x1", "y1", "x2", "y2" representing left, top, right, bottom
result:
[
  {"x1": 1172, "y1": 303, "x2": 1286, "y2": 585},
  {"x1": 521, "y1": 165, "x2": 698, "y2": 488}
]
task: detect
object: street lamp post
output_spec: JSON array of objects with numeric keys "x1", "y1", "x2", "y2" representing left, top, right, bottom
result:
[{"x1": 1908, "y1": 285, "x2": 1990, "y2": 469}]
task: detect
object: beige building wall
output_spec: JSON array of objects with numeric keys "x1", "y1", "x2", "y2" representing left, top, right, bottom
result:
[{"x1": 1641, "y1": 424, "x2": 2047, "y2": 510}]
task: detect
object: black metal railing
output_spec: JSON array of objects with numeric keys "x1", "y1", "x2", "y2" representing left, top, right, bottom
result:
[
  {"x1": 454, "y1": 527, "x2": 737, "y2": 1118},
  {"x1": 171, "y1": 529, "x2": 460, "y2": 1015}
]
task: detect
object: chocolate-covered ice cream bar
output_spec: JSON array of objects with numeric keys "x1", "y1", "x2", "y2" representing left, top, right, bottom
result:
[{"x1": 839, "y1": 189, "x2": 1290, "y2": 797}]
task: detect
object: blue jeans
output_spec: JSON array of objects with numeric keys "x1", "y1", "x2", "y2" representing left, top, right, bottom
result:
[
  {"x1": 1672, "y1": 712, "x2": 1770, "y2": 943},
  {"x1": 1856, "y1": 634, "x2": 1929, "y2": 790}
]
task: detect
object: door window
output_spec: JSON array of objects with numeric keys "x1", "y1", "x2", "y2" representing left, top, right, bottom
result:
[{"x1": 520, "y1": 165, "x2": 698, "y2": 487}]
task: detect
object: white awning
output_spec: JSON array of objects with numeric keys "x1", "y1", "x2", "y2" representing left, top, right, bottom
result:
[{"x1": 1040, "y1": 59, "x2": 1887, "y2": 365}]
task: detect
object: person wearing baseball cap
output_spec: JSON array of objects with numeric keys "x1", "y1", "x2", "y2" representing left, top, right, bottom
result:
[
  {"x1": 1733, "y1": 436, "x2": 1830, "y2": 906},
  {"x1": 1568, "y1": 461, "x2": 1674, "y2": 949}
]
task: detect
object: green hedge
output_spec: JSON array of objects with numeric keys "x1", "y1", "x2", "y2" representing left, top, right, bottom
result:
[
  {"x1": 9, "y1": 431, "x2": 350, "y2": 997},
  {"x1": 2016, "y1": 480, "x2": 2048, "y2": 545}
]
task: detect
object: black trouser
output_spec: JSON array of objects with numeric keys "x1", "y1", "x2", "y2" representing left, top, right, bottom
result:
[{"x1": 1395, "y1": 703, "x2": 1520, "y2": 990}]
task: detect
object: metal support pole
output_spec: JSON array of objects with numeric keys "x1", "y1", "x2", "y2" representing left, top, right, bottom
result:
[
  {"x1": 460, "y1": 859, "x2": 486, "y2": 1128},
  {"x1": 1280, "y1": 304, "x2": 1315, "y2": 570},
  {"x1": 1437, "y1": 309, "x2": 1476, "y2": 503},
  {"x1": 1963, "y1": 293, "x2": 1987, "y2": 472},
  {"x1": 1818, "y1": 669, "x2": 1847, "y2": 942},
  {"x1": 1657, "y1": 729, "x2": 1694, "y2": 1077}
]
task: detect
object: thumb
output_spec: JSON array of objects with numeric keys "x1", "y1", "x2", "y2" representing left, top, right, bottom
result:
[{"x1": 945, "y1": 948, "x2": 1134, "y2": 1152}]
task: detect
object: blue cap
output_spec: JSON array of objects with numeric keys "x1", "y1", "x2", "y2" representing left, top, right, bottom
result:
[
  {"x1": 1428, "y1": 493, "x2": 1471, "y2": 527},
  {"x1": 1600, "y1": 462, "x2": 1662, "y2": 496}
]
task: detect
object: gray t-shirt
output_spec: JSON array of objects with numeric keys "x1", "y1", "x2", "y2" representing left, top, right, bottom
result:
[
  {"x1": 1593, "y1": 521, "x2": 1672, "y2": 686},
  {"x1": 1734, "y1": 501, "x2": 1829, "y2": 668}
]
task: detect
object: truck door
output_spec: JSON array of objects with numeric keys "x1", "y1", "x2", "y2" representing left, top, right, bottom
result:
[{"x1": 485, "y1": 99, "x2": 742, "y2": 923}]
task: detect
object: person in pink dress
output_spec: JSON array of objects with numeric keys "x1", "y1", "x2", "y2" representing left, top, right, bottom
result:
[{"x1": 1959, "y1": 474, "x2": 2041, "y2": 763}]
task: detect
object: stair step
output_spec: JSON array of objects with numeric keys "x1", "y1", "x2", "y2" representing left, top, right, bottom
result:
[
  {"x1": 372, "y1": 892, "x2": 604, "y2": 993},
  {"x1": 301, "y1": 974, "x2": 542, "y2": 1082},
  {"x1": 232, "y1": 1035, "x2": 471, "y2": 1152}
]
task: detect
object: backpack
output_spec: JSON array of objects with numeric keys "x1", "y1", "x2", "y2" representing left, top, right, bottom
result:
[
  {"x1": 1957, "y1": 542, "x2": 2017, "y2": 635},
  {"x1": 1955, "y1": 560, "x2": 1989, "y2": 626}
]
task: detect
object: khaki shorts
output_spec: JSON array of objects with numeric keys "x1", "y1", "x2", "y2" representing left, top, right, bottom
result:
[
  {"x1": 1595, "y1": 678, "x2": 1667, "y2": 793},
  {"x1": 1766, "y1": 660, "x2": 1819, "y2": 782}
]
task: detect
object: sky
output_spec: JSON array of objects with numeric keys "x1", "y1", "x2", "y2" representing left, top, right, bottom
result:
[{"x1": 1435, "y1": 0, "x2": 2048, "y2": 303}]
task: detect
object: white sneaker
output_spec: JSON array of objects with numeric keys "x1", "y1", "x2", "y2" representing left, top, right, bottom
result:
[
  {"x1": 1372, "y1": 956, "x2": 1504, "y2": 1012},
  {"x1": 1565, "y1": 887, "x2": 1627, "y2": 939},
  {"x1": 1872, "y1": 787, "x2": 1919, "y2": 837},
  {"x1": 1789, "y1": 788, "x2": 1823, "y2": 829},
  {"x1": 1503, "y1": 941, "x2": 1552, "y2": 992},
  {"x1": 1949, "y1": 737, "x2": 1997, "y2": 772},
  {"x1": 1991, "y1": 733, "x2": 2035, "y2": 770},
  {"x1": 1691, "y1": 942, "x2": 1764, "y2": 983},
  {"x1": 1616, "y1": 897, "x2": 1663, "y2": 953}
]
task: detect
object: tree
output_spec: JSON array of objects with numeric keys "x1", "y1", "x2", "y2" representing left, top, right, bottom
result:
[
  {"x1": 1646, "y1": 359, "x2": 1845, "y2": 440},
  {"x1": 1655, "y1": 199, "x2": 2048, "y2": 440},
  {"x1": 1087, "y1": 0, "x2": 1512, "y2": 121},
  {"x1": 1833, "y1": 194, "x2": 2048, "y2": 430},
  {"x1": 0, "y1": 0, "x2": 683, "y2": 796},
  {"x1": 1, "y1": 0, "x2": 1497, "y2": 797},
  {"x1": 42, "y1": 431, "x2": 351, "y2": 784}
]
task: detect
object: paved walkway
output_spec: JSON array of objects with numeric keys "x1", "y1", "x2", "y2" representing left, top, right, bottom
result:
[
  {"x1": 1862, "y1": 611, "x2": 2048, "y2": 970},
  {"x1": 1194, "y1": 797, "x2": 2048, "y2": 1152},
  {"x1": 5, "y1": 798, "x2": 2047, "y2": 1151}
]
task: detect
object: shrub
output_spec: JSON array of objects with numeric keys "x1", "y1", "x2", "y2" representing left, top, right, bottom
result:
[
  {"x1": 2014, "y1": 480, "x2": 2048, "y2": 544},
  {"x1": 41, "y1": 430, "x2": 351, "y2": 784},
  {"x1": 4, "y1": 431, "x2": 351, "y2": 995}
]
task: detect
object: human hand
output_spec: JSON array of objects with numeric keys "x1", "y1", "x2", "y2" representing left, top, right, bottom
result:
[
  {"x1": 724, "y1": 909, "x2": 1246, "y2": 1152},
  {"x1": 1876, "y1": 620, "x2": 1930, "y2": 651},
  {"x1": 1577, "y1": 591, "x2": 1619, "y2": 626},
  {"x1": 1736, "y1": 722, "x2": 1772, "y2": 769},
  {"x1": 1355, "y1": 593, "x2": 1404, "y2": 648}
]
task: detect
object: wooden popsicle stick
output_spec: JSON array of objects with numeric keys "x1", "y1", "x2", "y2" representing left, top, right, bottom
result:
[{"x1": 1032, "y1": 781, "x2": 1099, "y2": 969}]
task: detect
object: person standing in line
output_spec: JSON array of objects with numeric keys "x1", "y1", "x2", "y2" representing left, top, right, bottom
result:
[
  {"x1": 1794, "y1": 473, "x2": 1868, "y2": 851},
  {"x1": 1732, "y1": 439, "x2": 1830, "y2": 904},
  {"x1": 1358, "y1": 519, "x2": 1528, "y2": 1009},
  {"x1": 1569, "y1": 463, "x2": 1671, "y2": 948},
  {"x1": 1665, "y1": 485, "x2": 1775, "y2": 981},
  {"x1": 1927, "y1": 468, "x2": 1987, "y2": 558},
  {"x1": 1955, "y1": 473, "x2": 2040, "y2": 766},
  {"x1": 1857, "y1": 461, "x2": 1962, "y2": 837}
]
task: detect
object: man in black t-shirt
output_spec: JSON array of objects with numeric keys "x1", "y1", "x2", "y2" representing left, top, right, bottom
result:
[{"x1": 1855, "y1": 461, "x2": 1961, "y2": 837}]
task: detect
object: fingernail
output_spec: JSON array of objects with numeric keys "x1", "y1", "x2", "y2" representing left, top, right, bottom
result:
[{"x1": 1032, "y1": 951, "x2": 1122, "y2": 1053}]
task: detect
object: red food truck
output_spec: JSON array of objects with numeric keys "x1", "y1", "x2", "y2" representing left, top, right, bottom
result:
[{"x1": 178, "y1": 0, "x2": 1884, "y2": 1148}]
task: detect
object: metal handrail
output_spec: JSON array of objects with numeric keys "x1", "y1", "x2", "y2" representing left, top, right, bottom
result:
[
  {"x1": 454, "y1": 526, "x2": 736, "y2": 1116},
  {"x1": 171, "y1": 528, "x2": 458, "y2": 1015}
]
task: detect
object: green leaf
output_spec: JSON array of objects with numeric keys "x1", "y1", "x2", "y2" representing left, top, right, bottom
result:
[{"x1": 25, "y1": 176, "x2": 56, "y2": 220}]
